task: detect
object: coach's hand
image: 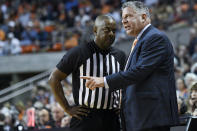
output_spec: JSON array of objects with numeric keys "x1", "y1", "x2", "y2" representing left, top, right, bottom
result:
[
  {"x1": 66, "y1": 105, "x2": 89, "y2": 120},
  {"x1": 80, "y1": 76, "x2": 104, "y2": 90}
]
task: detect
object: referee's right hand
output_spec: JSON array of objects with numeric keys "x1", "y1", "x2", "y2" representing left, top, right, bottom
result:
[{"x1": 66, "y1": 105, "x2": 89, "y2": 120}]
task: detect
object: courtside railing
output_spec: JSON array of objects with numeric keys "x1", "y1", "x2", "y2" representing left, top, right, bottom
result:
[{"x1": 0, "y1": 70, "x2": 51, "y2": 104}]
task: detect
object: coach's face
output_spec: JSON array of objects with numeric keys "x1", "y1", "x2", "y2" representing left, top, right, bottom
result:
[
  {"x1": 94, "y1": 19, "x2": 116, "y2": 49},
  {"x1": 122, "y1": 7, "x2": 145, "y2": 37}
]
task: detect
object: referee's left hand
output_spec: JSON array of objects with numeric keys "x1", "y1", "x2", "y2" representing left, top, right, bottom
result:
[{"x1": 80, "y1": 76, "x2": 104, "y2": 90}]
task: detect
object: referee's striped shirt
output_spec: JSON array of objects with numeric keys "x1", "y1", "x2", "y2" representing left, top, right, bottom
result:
[{"x1": 57, "y1": 41, "x2": 126, "y2": 109}]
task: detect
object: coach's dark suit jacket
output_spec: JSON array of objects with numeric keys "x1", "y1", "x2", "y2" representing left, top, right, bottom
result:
[{"x1": 106, "y1": 25, "x2": 179, "y2": 131}]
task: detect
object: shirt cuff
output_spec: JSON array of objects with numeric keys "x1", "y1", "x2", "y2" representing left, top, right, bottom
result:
[{"x1": 104, "y1": 77, "x2": 109, "y2": 89}]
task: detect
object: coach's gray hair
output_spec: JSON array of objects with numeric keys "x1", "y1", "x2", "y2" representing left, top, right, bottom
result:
[{"x1": 122, "y1": 1, "x2": 150, "y2": 19}]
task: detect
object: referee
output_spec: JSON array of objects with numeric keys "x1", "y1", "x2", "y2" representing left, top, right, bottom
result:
[{"x1": 49, "y1": 15, "x2": 126, "y2": 131}]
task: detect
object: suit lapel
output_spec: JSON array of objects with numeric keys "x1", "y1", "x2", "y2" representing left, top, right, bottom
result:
[
  {"x1": 126, "y1": 25, "x2": 154, "y2": 70},
  {"x1": 126, "y1": 40, "x2": 140, "y2": 70}
]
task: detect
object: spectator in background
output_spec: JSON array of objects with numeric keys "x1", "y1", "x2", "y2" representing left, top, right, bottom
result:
[
  {"x1": 188, "y1": 27, "x2": 197, "y2": 57},
  {"x1": 15, "y1": 101, "x2": 25, "y2": 122},
  {"x1": 64, "y1": 31, "x2": 80, "y2": 50},
  {"x1": 51, "y1": 103, "x2": 65, "y2": 128},
  {"x1": 176, "y1": 45, "x2": 191, "y2": 75},
  {"x1": 21, "y1": 21, "x2": 38, "y2": 46},
  {"x1": 7, "y1": 21, "x2": 23, "y2": 40},
  {"x1": 79, "y1": 18, "x2": 94, "y2": 44},
  {"x1": 36, "y1": 23, "x2": 50, "y2": 49},
  {"x1": 179, "y1": 1, "x2": 191, "y2": 23},
  {"x1": 18, "y1": 6, "x2": 30, "y2": 28},
  {"x1": 38, "y1": 108, "x2": 54, "y2": 129},
  {"x1": 34, "y1": 85, "x2": 50, "y2": 106},
  {"x1": 61, "y1": 116, "x2": 71, "y2": 128},
  {"x1": 184, "y1": 73, "x2": 197, "y2": 88},
  {"x1": 174, "y1": 56, "x2": 184, "y2": 79},
  {"x1": 0, "y1": 29, "x2": 6, "y2": 56},
  {"x1": 7, "y1": 33, "x2": 21, "y2": 55},
  {"x1": 176, "y1": 78, "x2": 188, "y2": 100},
  {"x1": 66, "y1": 10, "x2": 75, "y2": 28},
  {"x1": 25, "y1": 106, "x2": 36, "y2": 130},
  {"x1": 75, "y1": 8, "x2": 91, "y2": 28},
  {"x1": 187, "y1": 82, "x2": 197, "y2": 116},
  {"x1": 4, "y1": 115, "x2": 14, "y2": 131}
]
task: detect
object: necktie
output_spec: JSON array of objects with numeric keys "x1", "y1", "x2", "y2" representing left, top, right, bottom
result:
[
  {"x1": 131, "y1": 38, "x2": 138, "y2": 52},
  {"x1": 124, "y1": 38, "x2": 138, "y2": 71}
]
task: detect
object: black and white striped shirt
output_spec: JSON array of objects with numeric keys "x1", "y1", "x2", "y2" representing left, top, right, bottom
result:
[{"x1": 57, "y1": 41, "x2": 126, "y2": 109}]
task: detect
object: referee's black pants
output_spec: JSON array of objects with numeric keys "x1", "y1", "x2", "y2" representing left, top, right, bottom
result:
[{"x1": 69, "y1": 108, "x2": 120, "y2": 131}]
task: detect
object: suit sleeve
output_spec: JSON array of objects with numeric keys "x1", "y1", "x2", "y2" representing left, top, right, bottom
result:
[{"x1": 106, "y1": 34, "x2": 168, "y2": 92}]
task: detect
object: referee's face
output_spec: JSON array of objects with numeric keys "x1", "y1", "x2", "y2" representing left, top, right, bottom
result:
[{"x1": 95, "y1": 19, "x2": 116, "y2": 49}]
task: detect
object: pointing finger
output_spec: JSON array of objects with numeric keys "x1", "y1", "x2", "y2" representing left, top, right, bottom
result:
[{"x1": 80, "y1": 76, "x2": 92, "y2": 80}]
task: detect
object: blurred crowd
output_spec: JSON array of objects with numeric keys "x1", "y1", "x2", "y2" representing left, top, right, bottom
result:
[
  {"x1": 1, "y1": 0, "x2": 197, "y2": 130},
  {"x1": 0, "y1": 79, "x2": 74, "y2": 131},
  {"x1": 0, "y1": 0, "x2": 197, "y2": 55}
]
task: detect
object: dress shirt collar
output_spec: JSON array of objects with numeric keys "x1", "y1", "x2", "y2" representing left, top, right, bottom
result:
[{"x1": 136, "y1": 23, "x2": 151, "y2": 40}]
